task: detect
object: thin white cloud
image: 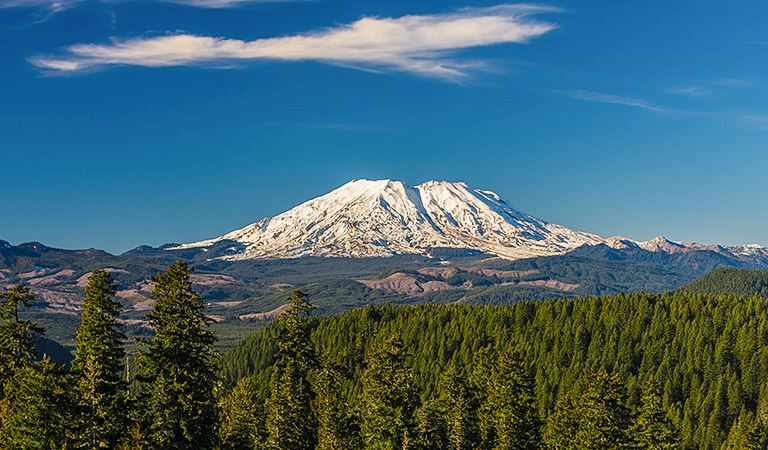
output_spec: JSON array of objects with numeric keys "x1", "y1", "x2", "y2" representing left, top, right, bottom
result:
[
  {"x1": 667, "y1": 86, "x2": 715, "y2": 98},
  {"x1": 0, "y1": 0, "x2": 298, "y2": 8},
  {"x1": 559, "y1": 89, "x2": 768, "y2": 132},
  {"x1": 666, "y1": 79, "x2": 761, "y2": 99},
  {"x1": 735, "y1": 113, "x2": 768, "y2": 131},
  {"x1": 165, "y1": 0, "x2": 304, "y2": 6},
  {"x1": 0, "y1": 0, "x2": 59, "y2": 6},
  {"x1": 559, "y1": 90, "x2": 670, "y2": 113},
  {"x1": 29, "y1": 4, "x2": 559, "y2": 80},
  {"x1": 0, "y1": 0, "x2": 76, "y2": 12}
]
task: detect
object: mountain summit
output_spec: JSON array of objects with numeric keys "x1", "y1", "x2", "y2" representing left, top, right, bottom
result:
[
  {"x1": 175, "y1": 179, "x2": 607, "y2": 260},
  {"x1": 175, "y1": 179, "x2": 768, "y2": 263}
]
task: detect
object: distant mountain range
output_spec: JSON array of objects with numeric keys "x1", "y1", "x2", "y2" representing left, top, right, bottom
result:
[{"x1": 174, "y1": 179, "x2": 768, "y2": 265}]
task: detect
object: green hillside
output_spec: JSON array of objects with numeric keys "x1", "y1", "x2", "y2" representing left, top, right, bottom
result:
[
  {"x1": 682, "y1": 267, "x2": 768, "y2": 297},
  {"x1": 223, "y1": 292, "x2": 768, "y2": 449}
]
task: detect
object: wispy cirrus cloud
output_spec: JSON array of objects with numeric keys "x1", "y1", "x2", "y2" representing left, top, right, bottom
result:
[
  {"x1": 0, "y1": 0, "x2": 64, "y2": 6},
  {"x1": 558, "y1": 90, "x2": 672, "y2": 114},
  {"x1": 29, "y1": 4, "x2": 559, "y2": 80},
  {"x1": 558, "y1": 89, "x2": 768, "y2": 132},
  {"x1": 0, "y1": 0, "x2": 300, "y2": 8},
  {"x1": 666, "y1": 78, "x2": 757, "y2": 99},
  {"x1": 734, "y1": 113, "x2": 768, "y2": 131},
  {"x1": 0, "y1": 0, "x2": 76, "y2": 13},
  {"x1": 164, "y1": 0, "x2": 306, "y2": 6},
  {"x1": 667, "y1": 86, "x2": 716, "y2": 98}
]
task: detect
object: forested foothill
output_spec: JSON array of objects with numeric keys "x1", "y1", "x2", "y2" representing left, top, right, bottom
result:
[{"x1": 2, "y1": 264, "x2": 768, "y2": 448}]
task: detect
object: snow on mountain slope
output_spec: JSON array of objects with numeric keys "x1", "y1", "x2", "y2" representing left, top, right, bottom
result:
[
  {"x1": 174, "y1": 179, "x2": 608, "y2": 260},
  {"x1": 174, "y1": 178, "x2": 768, "y2": 262}
]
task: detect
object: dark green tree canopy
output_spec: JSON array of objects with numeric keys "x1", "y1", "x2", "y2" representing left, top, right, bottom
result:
[
  {"x1": 631, "y1": 376, "x2": 680, "y2": 449},
  {"x1": 136, "y1": 260, "x2": 219, "y2": 449},
  {"x1": 71, "y1": 270, "x2": 128, "y2": 449},
  {"x1": 0, "y1": 285, "x2": 42, "y2": 392},
  {"x1": 481, "y1": 347, "x2": 541, "y2": 450},
  {"x1": 219, "y1": 376, "x2": 266, "y2": 450},
  {"x1": 0, "y1": 358, "x2": 73, "y2": 450},
  {"x1": 266, "y1": 290, "x2": 318, "y2": 450},
  {"x1": 360, "y1": 333, "x2": 417, "y2": 450}
]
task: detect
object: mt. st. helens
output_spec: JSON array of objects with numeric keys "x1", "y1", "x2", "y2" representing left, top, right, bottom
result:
[
  {"x1": 175, "y1": 179, "x2": 768, "y2": 264},
  {"x1": 175, "y1": 179, "x2": 608, "y2": 260}
]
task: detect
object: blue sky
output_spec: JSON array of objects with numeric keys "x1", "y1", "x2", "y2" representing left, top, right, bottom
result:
[{"x1": 1, "y1": 0, "x2": 767, "y2": 253}]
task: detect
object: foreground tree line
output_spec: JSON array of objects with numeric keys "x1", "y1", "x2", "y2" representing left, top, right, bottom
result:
[
  {"x1": 0, "y1": 261, "x2": 217, "y2": 449},
  {"x1": 0, "y1": 262, "x2": 767, "y2": 449}
]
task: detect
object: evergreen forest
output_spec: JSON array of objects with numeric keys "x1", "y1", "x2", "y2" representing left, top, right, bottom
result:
[{"x1": 3, "y1": 261, "x2": 768, "y2": 449}]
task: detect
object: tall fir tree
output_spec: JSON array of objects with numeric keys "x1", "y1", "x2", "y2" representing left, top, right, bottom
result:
[
  {"x1": 135, "y1": 260, "x2": 219, "y2": 449},
  {"x1": 315, "y1": 362, "x2": 362, "y2": 450},
  {"x1": 266, "y1": 290, "x2": 318, "y2": 450},
  {"x1": 0, "y1": 358, "x2": 72, "y2": 449},
  {"x1": 543, "y1": 370, "x2": 634, "y2": 449},
  {"x1": 542, "y1": 392, "x2": 580, "y2": 449},
  {"x1": 220, "y1": 376, "x2": 266, "y2": 450},
  {"x1": 360, "y1": 333, "x2": 417, "y2": 450},
  {"x1": 71, "y1": 270, "x2": 128, "y2": 449},
  {"x1": 630, "y1": 376, "x2": 680, "y2": 449},
  {"x1": 479, "y1": 348, "x2": 541, "y2": 450},
  {"x1": 722, "y1": 409, "x2": 767, "y2": 450},
  {"x1": 470, "y1": 346, "x2": 498, "y2": 448},
  {"x1": 0, "y1": 285, "x2": 41, "y2": 392},
  {"x1": 413, "y1": 398, "x2": 448, "y2": 450},
  {"x1": 576, "y1": 370, "x2": 633, "y2": 449},
  {"x1": 437, "y1": 363, "x2": 478, "y2": 450}
]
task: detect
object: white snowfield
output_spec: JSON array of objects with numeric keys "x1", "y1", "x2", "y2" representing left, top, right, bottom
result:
[{"x1": 174, "y1": 179, "x2": 768, "y2": 262}]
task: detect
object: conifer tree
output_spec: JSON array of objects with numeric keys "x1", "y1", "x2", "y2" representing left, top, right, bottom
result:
[
  {"x1": 723, "y1": 409, "x2": 767, "y2": 450},
  {"x1": 480, "y1": 348, "x2": 541, "y2": 450},
  {"x1": 360, "y1": 333, "x2": 417, "y2": 450},
  {"x1": 116, "y1": 422, "x2": 152, "y2": 450},
  {"x1": 71, "y1": 270, "x2": 128, "y2": 449},
  {"x1": 542, "y1": 392, "x2": 580, "y2": 449},
  {"x1": 266, "y1": 290, "x2": 318, "y2": 450},
  {"x1": 471, "y1": 346, "x2": 498, "y2": 447},
  {"x1": 437, "y1": 363, "x2": 478, "y2": 450},
  {"x1": 0, "y1": 285, "x2": 41, "y2": 392},
  {"x1": 414, "y1": 398, "x2": 448, "y2": 450},
  {"x1": 742, "y1": 420, "x2": 768, "y2": 450},
  {"x1": 220, "y1": 377, "x2": 266, "y2": 450},
  {"x1": 631, "y1": 376, "x2": 679, "y2": 449},
  {"x1": 543, "y1": 370, "x2": 633, "y2": 449},
  {"x1": 0, "y1": 358, "x2": 72, "y2": 449},
  {"x1": 315, "y1": 363, "x2": 361, "y2": 450},
  {"x1": 469, "y1": 346, "x2": 496, "y2": 396},
  {"x1": 135, "y1": 260, "x2": 219, "y2": 449},
  {"x1": 574, "y1": 370, "x2": 633, "y2": 449}
]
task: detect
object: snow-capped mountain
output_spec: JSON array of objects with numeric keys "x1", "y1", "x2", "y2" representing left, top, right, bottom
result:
[
  {"x1": 175, "y1": 179, "x2": 608, "y2": 260},
  {"x1": 579, "y1": 235, "x2": 768, "y2": 268},
  {"x1": 174, "y1": 179, "x2": 768, "y2": 262}
]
